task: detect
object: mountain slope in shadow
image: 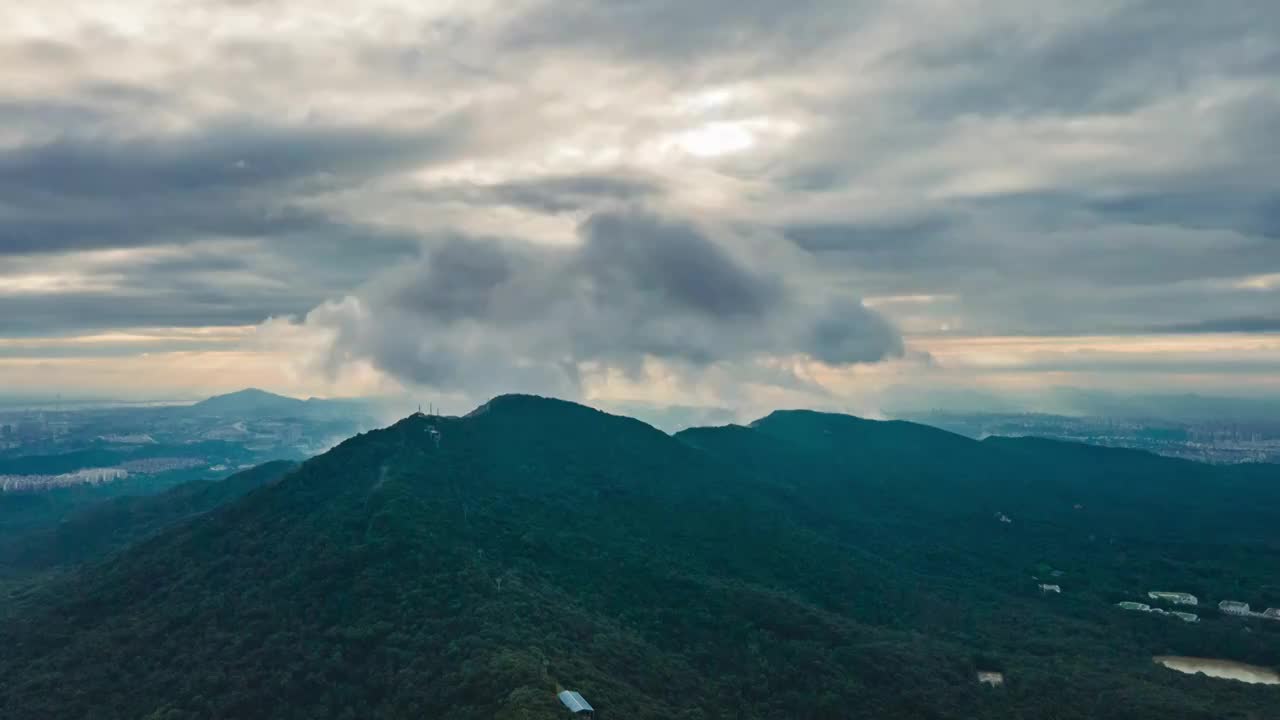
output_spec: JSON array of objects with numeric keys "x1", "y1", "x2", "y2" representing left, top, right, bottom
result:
[{"x1": 1, "y1": 396, "x2": 1276, "y2": 719}]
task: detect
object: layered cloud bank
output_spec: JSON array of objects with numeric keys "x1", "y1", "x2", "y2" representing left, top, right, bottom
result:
[
  {"x1": 263, "y1": 208, "x2": 904, "y2": 402},
  {"x1": 2, "y1": 0, "x2": 1279, "y2": 409}
]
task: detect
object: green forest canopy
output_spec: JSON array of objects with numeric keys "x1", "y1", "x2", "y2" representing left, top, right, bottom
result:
[{"x1": 1, "y1": 395, "x2": 1277, "y2": 719}]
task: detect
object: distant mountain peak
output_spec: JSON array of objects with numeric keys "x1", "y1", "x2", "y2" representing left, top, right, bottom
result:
[
  {"x1": 453, "y1": 394, "x2": 670, "y2": 441},
  {"x1": 199, "y1": 387, "x2": 294, "y2": 403},
  {"x1": 188, "y1": 388, "x2": 307, "y2": 416},
  {"x1": 456, "y1": 393, "x2": 614, "y2": 419},
  {"x1": 749, "y1": 408, "x2": 871, "y2": 428}
]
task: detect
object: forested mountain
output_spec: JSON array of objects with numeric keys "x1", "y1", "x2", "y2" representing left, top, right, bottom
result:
[
  {"x1": 185, "y1": 389, "x2": 310, "y2": 417},
  {"x1": 183, "y1": 389, "x2": 372, "y2": 420},
  {"x1": 0, "y1": 460, "x2": 296, "y2": 574},
  {"x1": 1, "y1": 395, "x2": 1276, "y2": 719}
]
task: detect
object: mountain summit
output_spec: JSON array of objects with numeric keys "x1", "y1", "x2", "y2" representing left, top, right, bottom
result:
[
  {"x1": 2, "y1": 396, "x2": 1277, "y2": 719},
  {"x1": 187, "y1": 388, "x2": 308, "y2": 415},
  {"x1": 185, "y1": 388, "x2": 371, "y2": 420}
]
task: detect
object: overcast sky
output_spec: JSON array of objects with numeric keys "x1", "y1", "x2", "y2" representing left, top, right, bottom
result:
[{"x1": 2, "y1": 0, "x2": 1278, "y2": 417}]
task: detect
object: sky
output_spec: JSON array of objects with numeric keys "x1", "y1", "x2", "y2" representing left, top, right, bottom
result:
[{"x1": 2, "y1": 0, "x2": 1279, "y2": 418}]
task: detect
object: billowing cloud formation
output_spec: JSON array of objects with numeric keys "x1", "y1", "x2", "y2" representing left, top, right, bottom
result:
[
  {"x1": 273, "y1": 209, "x2": 903, "y2": 399},
  {"x1": 2, "y1": 0, "x2": 1279, "y2": 407}
]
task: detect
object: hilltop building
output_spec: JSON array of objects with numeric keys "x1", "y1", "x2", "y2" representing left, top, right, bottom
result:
[
  {"x1": 1148, "y1": 592, "x2": 1197, "y2": 606},
  {"x1": 977, "y1": 671, "x2": 1005, "y2": 687},
  {"x1": 1219, "y1": 601, "x2": 1252, "y2": 616},
  {"x1": 1116, "y1": 602, "x2": 1197, "y2": 622},
  {"x1": 558, "y1": 690, "x2": 594, "y2": 717},
  {"x1": 1216, "y1": 600, "x2": 1280, "y2": 621}
]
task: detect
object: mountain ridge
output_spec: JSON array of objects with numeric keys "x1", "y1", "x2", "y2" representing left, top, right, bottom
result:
[{"x1": 1, "y1": 394, "x2": 1277, "y2": 719}]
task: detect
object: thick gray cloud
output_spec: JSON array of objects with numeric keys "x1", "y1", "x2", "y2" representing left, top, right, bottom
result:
[
  {"x1": 3, "y1": 0, "x2": 1280, "y2": 403},
  {"x1": 783, "y1": 216, "x2": 967, "y2": 271},
  {"x1": 577, "y1": 211, "x2": 780, "y2": 320},
  {"x1": 506, "y1": 0, "x2": 864, "y2": 71},
  {"x1": 807, "y1": 300, "x2": 905, "y2": 365},
  {"x1": 758, "y1": 0, "x2": 1280, "y2": 342},
  {"x1": 900, "y1": 1, "x2": 1279, "y2": 117},
  {"x1": 415, "y1": 173, "x2": 662, "y2": 214},
  {"x1": 1156, "y1": 316, "x2": 1280, "y2": 334},
  {"x1": 0, "y1": 115, "x2": 465, "y2": 334},
  {"x1": 0, "y1": 291, "x2": 301, "y2": 335},
  {"x1": 1, "y1": 122, "x2": 446, "y2": 198},
  {"x1": 0, "y1": 118, "x2": 466, "y2": 254},
  {"x1": 289, "y1": 208, "x2": 903, "y2": 399}
]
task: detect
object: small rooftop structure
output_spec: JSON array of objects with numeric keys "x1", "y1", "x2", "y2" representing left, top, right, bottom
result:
[
  {"x1": 976, "y1": 671, "x2": 1004, "y2": 687},
  {"x1": 558, "y1": 690, "x2": 594, "y2": 716},
  {"x1": 1148, "y1": 591, "x2": 1198, "y2": 606},
  {"x1": 1220, "y1": 600, "x2": 1252, "y2": 616},
  {"x1": 1038, "y1": 584, "x2": 1061, "y2": 594},
  {"x1": 1117, "y1": 602, "x2": 1197, "y2": 622}
]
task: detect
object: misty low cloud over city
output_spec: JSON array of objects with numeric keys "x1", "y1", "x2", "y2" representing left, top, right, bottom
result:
[{"x1": 3, "y1": 0, "x2": 1279, "y2": 416}]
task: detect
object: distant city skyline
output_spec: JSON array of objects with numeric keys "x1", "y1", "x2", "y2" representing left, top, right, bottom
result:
[{"x1": 3, "y1": 1, "x2": 1278, "y2": 415}]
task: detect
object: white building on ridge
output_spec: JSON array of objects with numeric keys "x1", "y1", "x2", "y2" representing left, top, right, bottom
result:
[
  {"x1": 1148, "y1": 591, "x2": 1198, "y2": 606},
  {"x1": 1219, "y1": 600, "x2": 1252, "y2": 616},
  {"x1": 558, "y1": 690, "x2": 594, "y2": 717}
]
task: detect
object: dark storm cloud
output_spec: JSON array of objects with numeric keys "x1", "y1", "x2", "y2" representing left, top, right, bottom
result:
[
  {"x1": 952, "y1": 189, "x2": 1280, "y2": 287},
  {"x1": 387, "y1": 236, "x2": 519, "y2": 323},
  {"x1": 506, "y1": 0, "x2": 862, "y2": 70},
  {"x1": 806, "y1": 299, "x2": 905, "y2": 365},
  {"x1": 0, "y1": 98, "x2": 115, "y2": 130},
  {"x1": 899, "y1": 0, "x2": 1279, "y2": 117},
  {"x1": 1, "y1": 122, "x2": 447, "y2": 197},
  {"x1": 488, "y1": 174, "x2": 662, "y2": 214},
  {"x1": 765, "y1": 0, "x2": 1280, "y2": 341},
  {"x1": 0, "y1": 227, "x2": 425, "y2": 334},
  {"x1": 1154, "y1": 316, "x2": 1280, "y2": 334},
  {"x1": 579, "y1": 211, "x2": 780, "y2": 319},
  {"x1": 7, "y1": 0, "x2": 1280, "y2": 400},
  {"x1": 292, "y1": 208, "x2": 903, "y2": 398},
  {"x1": 784, "y1": 216, "x2": 958, "y2": 260},
  {"x1": 0, "y1": 291, "x2": 306, "y2": 335},
  {"x1": 416, "y1": 173, "x2": 662, "y2": 214},
  {"x1": 0, "y1": 113, "x2": 467, "y2": 331},
  {"x1": 0, "y1": 202, "x2": 332, "y2": 256},
  {"x1": 1087, "y1": 192, "x2": 1280, "y2": 240}
]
